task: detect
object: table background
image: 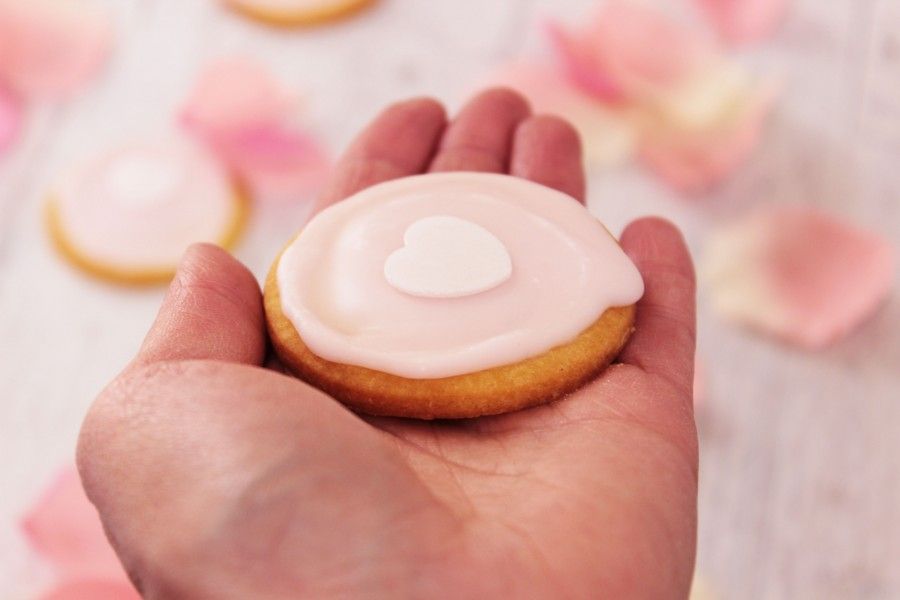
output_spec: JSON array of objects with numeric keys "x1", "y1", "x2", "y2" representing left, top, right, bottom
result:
[{"x1": 1, "y1": 0, "x2": 898, "y2": 598}]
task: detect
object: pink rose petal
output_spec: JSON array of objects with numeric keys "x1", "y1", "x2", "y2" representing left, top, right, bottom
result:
[
  {"x1": 21, "y1": 467, "x2": 124, "y2": 581},
  {"x1": 546, "y1": 1, "x2": 713, "y2": 102},
  {"x1": 488, "y1": 63, "x2": 638, "y2": 167},
  {"x1": 218, "y1": 126, "x2": 331, "y2": 198},
  {"x1": 0, "y1": 84, "x2": 22, "y2": 156},
  {"x1": 703, "y1": 206, "x2": 895, "y2": 348},
  {"x1": 181, "y1": 59, "x2": 330, "y2": 200},
  {"x1": 694, "y1": 0, "x2": 788, "y2": 45},
  {"x1": 639, "y1": 80, "x2": 775, "y2": 193},
  {"x1": 543, "y1": 20, "x2": 625, "y2": 102},
  {"x1": 40, "y1": 580, "x2": 139, "y2": 600},
  {"x1": 0, "y1": 0, "x2": 112, "y2": 99},
  {"x1": 181, "y1": 57, "x2": 295, "y2": 134}
]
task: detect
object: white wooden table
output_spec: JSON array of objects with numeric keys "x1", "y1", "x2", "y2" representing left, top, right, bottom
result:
[{"x1": 1, "y1": 0, "x2": 898, "y2": 597}]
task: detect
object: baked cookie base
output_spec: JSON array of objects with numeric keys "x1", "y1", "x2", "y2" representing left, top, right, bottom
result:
[
  {"x1": 264, "y1": 249, "x2": 636, "y2": 419},
  {"x1": 223, "y1": 0, "x2": 376, "y2": 28},
  {"x1": 45, "y1": 189, "x2": 249, "y2": 286}
]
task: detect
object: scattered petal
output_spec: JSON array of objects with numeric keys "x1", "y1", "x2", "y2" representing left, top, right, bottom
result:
[
  {"x1": 0, "y1": 0, "x2": 112, "y2": 99},
  {"x1": 181, "y1": 57, "x2": 295, "y2": 135},
  {"x1": 546, "y1": 1, "x2": 713, "y2": 102},
  {"x1": 40, "y1": 580, "x2": 139, "y2": 600},
  {"x1": 543, "y1": 20, "x2": 625, "y2": 102},
  {"x1": 215, "y1": 126, "x2": 331, "y2": 198},
  {"x1": 694, "y1": 0, "x2": 788, "y2": 45},
  {"x1": 703, "y1": 206, "x2": 895, "y2": 348},
  {"x1": 489, "y1": 64, "x2": 638, "y2": 167},
  {"x1": 541, "y1": 1, "x2": 775, "y2": 192},
  {"x1": 21, "y1": 467, "x2": 123, "y2": 581},
  {"x1": 0, "y1": 84, "x2": 23, "y2": 156},
  {"x1": 639, "y1": 81, "x2": 776, "y2": 193},
  {"x1": 182, "y1": 59, "x2": 330, "y2": 200}
]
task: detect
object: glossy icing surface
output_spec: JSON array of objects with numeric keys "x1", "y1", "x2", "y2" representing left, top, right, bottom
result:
[
  {"x1": 277, "y1": 172, "x2": 644, "y2": 378},
  {"x1": 51, "y1": 139, "x2": 238, "y2": 269}
]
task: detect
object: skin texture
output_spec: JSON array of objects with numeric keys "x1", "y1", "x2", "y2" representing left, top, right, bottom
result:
[{"x1": 77, "y1": 89, "x2": 698, "y2": 599}]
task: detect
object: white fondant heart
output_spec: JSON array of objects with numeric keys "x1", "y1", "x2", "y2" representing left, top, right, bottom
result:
[{"x1": 384, "y1": 215, "x2": 512, "y2": 298}]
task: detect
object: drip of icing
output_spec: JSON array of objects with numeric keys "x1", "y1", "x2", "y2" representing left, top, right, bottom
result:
[
  {"x1": 52, "y1": 139, "x2": 237, "y2": 268},
  {"x1": 277, "y1": 173, "x2": 644, "y2": 379}
]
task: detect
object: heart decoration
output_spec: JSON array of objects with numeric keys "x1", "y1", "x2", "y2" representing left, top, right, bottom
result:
[{"x1": 384, "y1": 215, "x2": 512, "y2": 299}]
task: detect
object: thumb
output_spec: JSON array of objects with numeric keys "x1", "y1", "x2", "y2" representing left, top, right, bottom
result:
[
  {"x1": 134, "y1": 243, "x2": 266, "y2": 367},
  {"x1": 77, "y1": 245, "x2": 460, "y2": 597}
]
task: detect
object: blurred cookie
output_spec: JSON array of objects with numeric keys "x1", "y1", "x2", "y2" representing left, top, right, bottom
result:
[{"x1": 46, "y1": 139, "x2": 247, "y2": 285}]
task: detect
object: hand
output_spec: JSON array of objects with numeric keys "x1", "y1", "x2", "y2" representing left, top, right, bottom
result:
[{"x1": 78, "y1": 89, "x2": 697, "y2": 599}]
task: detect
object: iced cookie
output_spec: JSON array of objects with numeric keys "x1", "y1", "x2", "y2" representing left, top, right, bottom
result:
[
  {"x1": 222, "y1": 0, "x2": 375, "y2": 27},
  {"x1": 46, "y1": 139, "x2": 247, "y2": 285},
  {"x1": 265, "y1": 172, "x2": 644, "y2": 419}
]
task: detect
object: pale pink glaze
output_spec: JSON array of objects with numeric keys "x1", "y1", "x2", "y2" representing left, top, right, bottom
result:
[
  {"x1": 277, "y1": 173, "x2": 644, "y2": 379},
  {"x1": 52, "y1": 139, "x2": 238, "y2": 269}
]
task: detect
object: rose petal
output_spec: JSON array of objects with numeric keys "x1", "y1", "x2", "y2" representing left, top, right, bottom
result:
[
  {"x1": 181, "y1": 59, "x2": 330, "y2": 200},
  {"x1": 694, "y1": 0, "x2": 788, "y2": 45},
  {"x1": 0, "y1": 0, "x2": 112, "y2": 99},
  {"x1": 489, "y1": 63, "x2": 638, "y2": 167},
  {"x1": 181, "y1": 57, "x2": 295, "y2": 134},
  {"x1": 0, "y1": 84, "x2": 22, "y2": 156},
  {"x1": 40, "y1": 580, "x2": 140, "y2": 600},
  {"x1": 639, "y1": 80, "x2": 775, "y2": 193},
  {"x1": 544, "y1": 20, "x2": 625, "y2": 102},
  {"x1": 219, "y1": 126, "x2": 331, "y2": 198},
  {"x1": 546, "y1": 1, "x2": 713, "y2": 101},
  {"x1": 21, "y1": 467, "x2": 125, "y2": 581},
  {"x1": 703, "y1": 206, "x2": 895, "y2": 348}
]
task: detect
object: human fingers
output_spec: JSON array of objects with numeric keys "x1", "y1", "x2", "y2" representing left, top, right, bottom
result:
[
  {"x1": 428, "y1": 87, "x2": 530, "y2": 173},
  {"x1": 315, "y1": 98, "x2": 447, "y2": 211}
]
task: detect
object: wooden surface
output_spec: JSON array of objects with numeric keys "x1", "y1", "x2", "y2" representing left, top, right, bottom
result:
[{"x1": 1, "y1": 0, "x2": 898, "y2": 597}]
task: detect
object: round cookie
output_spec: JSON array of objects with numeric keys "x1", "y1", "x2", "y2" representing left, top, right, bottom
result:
[
  {"x1": 46, "y1": 139, "x2": 248, "y2": 285},
  {"x1": 265, "y1": 173, "x2": 644, "y2": 419},
  {"x1": 221, "y1": 0, "x2": 376, "y2": 27}
]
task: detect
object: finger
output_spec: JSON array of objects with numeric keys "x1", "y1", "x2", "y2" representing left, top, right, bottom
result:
[
  {"x1": 510, "y1": 114, "x2": 586, "y2": 203},
  {"x1": 134, "y1": 244, "x2": 265, "y2": 367},
  {"x1": 315, "y1": 98, "x2": 446, "y2": 211},
  {"x1": 618, "y1": 217, "x2": 696, "y2": 394},
  {"x1": 428, "y1": 87, "x2": 530, "y2": 173},
  {"x1": 77, "y1": 362, "x2": 459, "y2": 597}
]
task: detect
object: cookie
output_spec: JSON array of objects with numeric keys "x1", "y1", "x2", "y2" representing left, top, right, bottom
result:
[
  {"x1": 222, "y1": 0, "x2": 376, "y2": 27},
  {"x1": 46, "y1": 139, "x2": 247, "y2": 285},
  {"x1": 264, "y1": 172, "x2": 644, "y2": 419}
]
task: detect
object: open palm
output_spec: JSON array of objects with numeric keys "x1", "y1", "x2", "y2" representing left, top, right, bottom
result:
[{"x1": 78, "y1": 89, "x2": 698, "y2": 599}]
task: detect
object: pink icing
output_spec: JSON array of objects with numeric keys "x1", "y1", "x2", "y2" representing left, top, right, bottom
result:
[
  {"x1": 277, "y1": 173, "x2": 644, "y2": 379},
  {"x1": 51, "y1": 139, "x2": 238, "y2": 269}
]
